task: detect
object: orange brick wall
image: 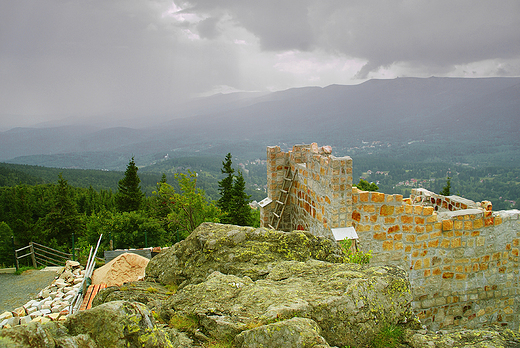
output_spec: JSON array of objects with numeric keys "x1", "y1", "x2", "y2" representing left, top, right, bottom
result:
[
  {"x1": 262, "y1": 143, "x2": 353, "y2": 238},
  {"x1": 262, "y1": 143, "x2": 519, "y2": 332},
  {"x1": 353, "y1": 187, "x2": 520, "y2": 331}
]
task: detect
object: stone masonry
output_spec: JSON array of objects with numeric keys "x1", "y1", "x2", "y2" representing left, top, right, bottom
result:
[{"x1": 260, "y1": 143, "x2": 520, "y2": 332}]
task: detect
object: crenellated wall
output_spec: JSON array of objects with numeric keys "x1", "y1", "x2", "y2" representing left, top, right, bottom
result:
[
  {"x1": 352, "y1": 187, "x2": 520, "y2": 330},
  {"x1": 261, "y1": 143, "x2": 520, "y2": 332},
  {"x1": 262, "y1": 143, "x2": 352, "y2": 238}
]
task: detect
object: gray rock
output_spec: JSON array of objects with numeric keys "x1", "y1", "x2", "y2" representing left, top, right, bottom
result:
[
  {"x1": 235, "y1": 317, "x2": 332, "y2": 348},
  {"x1": 0, "y1": 322, "x2": 56, "y2": 348},
  {"x1": 66, "y1": 300, "x2": 173, "y2": 348},
  {"x1": 163, "y1": 261, "x2": 419, "y2": 347},
  {"x1": 146, "y1": 222, "x2": 346, "y2": 287}
]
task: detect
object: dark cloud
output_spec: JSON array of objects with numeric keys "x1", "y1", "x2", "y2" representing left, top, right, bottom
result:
[
  {"x1": 187, "y1": 0, "x2": 520, "y2": 77},
  {"x1": 197, "y1": 17, "x2": 220, "y2": 39},
  {"x1": 0, "y1": 0, "x2": 519, "y2": 123}
]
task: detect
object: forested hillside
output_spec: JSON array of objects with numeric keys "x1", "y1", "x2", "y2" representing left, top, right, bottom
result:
[{"x1": 1, "y1": 151, "x2": 519, "y2": 268}]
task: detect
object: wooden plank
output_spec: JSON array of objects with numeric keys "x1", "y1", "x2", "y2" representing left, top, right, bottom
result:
[
  {"x1": 80, "y1": 285, "x2": 94, "y2": 311},
  {"x1": 86, "y1": 284, "x2": 101, "y2": 310}
]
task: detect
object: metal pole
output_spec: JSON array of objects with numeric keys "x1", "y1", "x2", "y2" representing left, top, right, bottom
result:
[
  {"x1": 145, "y1": 230, "x2": 148, "y2": 248},
  {"x1": 12, "y1": 236, "x2": 18, "y2": 272},
  {"x1": 72, "y1": 233, "x2": 75, "y2": 261}
]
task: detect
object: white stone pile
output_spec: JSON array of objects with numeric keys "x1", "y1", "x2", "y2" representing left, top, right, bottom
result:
[{"x1": 0, "y1": 260, "x2": 85, "y2": 329}]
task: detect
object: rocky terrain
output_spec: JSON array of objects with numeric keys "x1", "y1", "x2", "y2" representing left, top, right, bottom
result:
[{"x1": 1, "y1": 223, "x2": 519, "y2": 347}]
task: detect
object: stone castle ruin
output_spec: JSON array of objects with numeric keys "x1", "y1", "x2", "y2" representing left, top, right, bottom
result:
[{"x1": 260, "y1": 143, "x2": 519, "y2": 332}]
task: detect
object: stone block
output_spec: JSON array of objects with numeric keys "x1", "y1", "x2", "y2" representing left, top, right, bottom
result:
[
  {"x1": 0, "y1": 311, "x2": 13, "y2": 321},
  {"x1": 382, "y1": 240, "x2": 394, "y2": 251},
  {"x1": 12, "y1": 307, "x2": 26, "y2": 317},
  {"x1": 380, "y1": 205, "x2": 394, "y2": 216},
  {"x1": 371, "y1": 192, "x2": 385, "y2": 202},
  {"x1": 442, "y1": 219, "x2": 453, "y2": 231},
  {"x1": 19, "y1": 315, "x2": 32, "y2": 325}
]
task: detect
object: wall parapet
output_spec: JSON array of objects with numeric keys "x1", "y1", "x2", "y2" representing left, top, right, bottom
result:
[{"x1": 262, "y1": 143, "x2": 519, "y2": 333}]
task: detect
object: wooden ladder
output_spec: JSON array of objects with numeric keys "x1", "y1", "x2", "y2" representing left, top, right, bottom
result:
[{"x1": 268, "y1": 168, "x2": 296, "y2": 230}]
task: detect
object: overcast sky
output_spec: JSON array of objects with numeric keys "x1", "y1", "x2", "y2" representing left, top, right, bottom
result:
[{"x1": 1, "y1": 1, "x2": 519, "y2": 128}]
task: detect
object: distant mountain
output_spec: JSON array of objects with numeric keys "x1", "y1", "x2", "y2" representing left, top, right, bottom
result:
[{"x1": 1, "y1": 77, "x2": 519, "y2": 170}]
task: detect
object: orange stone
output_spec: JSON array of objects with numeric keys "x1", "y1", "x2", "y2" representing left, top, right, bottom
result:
[
  {"x1": 371, "y1": 192, "x2": 385, "y2": 202},
  {"x1": 428, "y1": 239, "x2": 439, "y2": 248},
  {"x1": 451, "y1": 238, "x2": 462, "y2": 248},
  {"x1": 405, "y1": 235, "x2": 416, "y2": 243},
  {"x1": 442, "y1": 272, "x2": 454, "y2": 279},
  {"x1": 382, "y1": 240, "x2": 394, "y2": 251},
  {"x1": 373, "y1": 232, "x2": 387, "y2": 240},
  {"x1": 442, "y1": 219, "x2": 453, "y2": 231},
  {"x1": 388, "y1": 225, "x2": 400, "y2": 233},
  {"x1": 401, "y1": 215, "x2": 413, "y2": 224},
  {"x1": 380, "y1": 205, "x2": 395, "y2": 216}
]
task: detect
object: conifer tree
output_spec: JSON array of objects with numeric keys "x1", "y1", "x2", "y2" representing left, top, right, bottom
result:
[
  {"x1": 440, "y1": 177, "x2": 451, "y2": 196},
  {"x1": 43, "y1": 173, "x2": 85, "y2": 247},
  {"x1": 115, "y1": 157, "x2": 144, "y2": 212},
  {"x1": 230, "y1": 170, "x2": 253, "y2": 226},
  {"x1": 217, "y1": 153, "x2": 234, "y2": 223}
]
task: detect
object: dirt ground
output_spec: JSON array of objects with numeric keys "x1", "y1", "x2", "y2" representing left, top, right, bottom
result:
[{"x1": 0, "y1": 269, "x2": 58, "y2": 313}]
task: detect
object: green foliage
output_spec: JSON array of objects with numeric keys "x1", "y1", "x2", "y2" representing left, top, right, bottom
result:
[
  {"x1": 169, "y1": 314, "x2": 199, "y2": 331},
  {"x1": 339, "y1": 239, "x2": 372, "y2": 264},
  {"x1": 217, "y1": 154, "x2": 255, "y2": 226},
  {"x1": 440, "y1": 176, "x2": 451, "y2": 196},
  {"x1": 84, "y1": 210, "x2": 167, "y2": 251},
  {"x1": 42, "y1": 174, "x2": 86, "y2": 246},
  {"x1": 0, "y1": 222, "x2": 13, "y2": 267},
  {"x1": 115, "y1": 157, "x2": 144, "y2": 212},
  {"x1": 217, "y1": 153, "x2": 235, "y2": 223},
  {"x1": 371, "y1": 324, "x2": 404, "y2": 348},
  {"x1": 14, "y1": 265, "x2": 44, "y2": 275},
  {"x1": 354, "y1": 179, "x2": 379, "y2": 191},
  {"x1": 157, "y1": 171, "x2": 221, "y2": 237},
  {"x1": 229, "y1": 170, "x2": 253, "y2": 226}
]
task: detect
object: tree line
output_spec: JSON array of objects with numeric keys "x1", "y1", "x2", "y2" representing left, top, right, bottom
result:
[{"x1": 0, "y1": 154, "x2": 257, "y2": 267}]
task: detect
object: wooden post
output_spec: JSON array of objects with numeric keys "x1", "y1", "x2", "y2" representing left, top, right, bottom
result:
[
  {"x1": 12, "y1": 236, "x2": 19, "y2": 272},
  {"x1": 29, "y1": 242, "x2": 37, "y2": 268}
]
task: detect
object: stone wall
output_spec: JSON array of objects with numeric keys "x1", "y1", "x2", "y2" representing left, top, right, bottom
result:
[
  {"x1": 261, "y1": 143, "x2": 520, "y2": 332},
  {"x1": 262, "y1": 143, "x2": 353, "y2": 238},
  {"x1": 352, "y1": 187, "x2": 520, "y2": 331}
]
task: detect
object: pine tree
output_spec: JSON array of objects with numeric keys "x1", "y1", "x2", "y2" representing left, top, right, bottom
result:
[
  {"x1": 0, "y1": 222, "x2": 13, "y2": 266},
  {"x1": 43, "y1": 173, "x2": 85, "y2": 247},
  {"x1": 115, "y1": 157, "x2": 144, "y2": 212},
  {"x1": 230, "y1": 170, "x2": 253, "y2": 226},
  {"x1": 440, "y1": 177, "x2": 451, "y2": 196},
  {"x1": 217, "y1": 153, "x2": 234, "y2": 223}
]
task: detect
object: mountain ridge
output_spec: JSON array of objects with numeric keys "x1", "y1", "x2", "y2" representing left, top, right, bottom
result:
[{"x1": 2, "y1": 77, "x2": 519, "y2": 170}]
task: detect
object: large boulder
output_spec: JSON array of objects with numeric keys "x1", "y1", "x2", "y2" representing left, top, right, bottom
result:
[
  {"x1": 162, "y1": 260, "x2": 418, "y2": 347},
  {"x1": 145, "y1": 223, "x2": 346, "y2": 287},
  {"x1": 65, "y1": 300, "x2": 172, "y2": 348},
  {"x1": 91, "y1": 281, "x2": 172, "y2": 311},
  {"x1": 234, "y1": 317, "x2": 331, "y2": 348}
]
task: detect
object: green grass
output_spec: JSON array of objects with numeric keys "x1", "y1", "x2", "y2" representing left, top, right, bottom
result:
[
  {"x1": 371, "y1": 324, "x2": 404, "y2": 348},
  {"x1": 14, "y1": 266, "x2": 44, "y2": 275}
]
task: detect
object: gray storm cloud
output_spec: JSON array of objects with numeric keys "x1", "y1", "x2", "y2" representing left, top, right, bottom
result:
[{"x1": 0, "y1": 0, "x2": 519, "y2": 124}]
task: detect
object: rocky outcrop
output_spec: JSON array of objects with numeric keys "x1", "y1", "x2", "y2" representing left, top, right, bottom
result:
[
  {"x1": 145, "y1": 222, "x2": 346, "y2": 287},
  {"x1": 161, "y1": 261, "x2": 417, "y2": 347},
  {"x1": 0, "y1": 300, "x2": 177, "y2": 348},
  {"x1": 2, "y1": 223, "x2": 519, "y2": 347}
]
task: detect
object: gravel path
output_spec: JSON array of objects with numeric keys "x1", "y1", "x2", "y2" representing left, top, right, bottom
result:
[{"x1": 0, "y1": 269, "x2": 58, "y2": 313}]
